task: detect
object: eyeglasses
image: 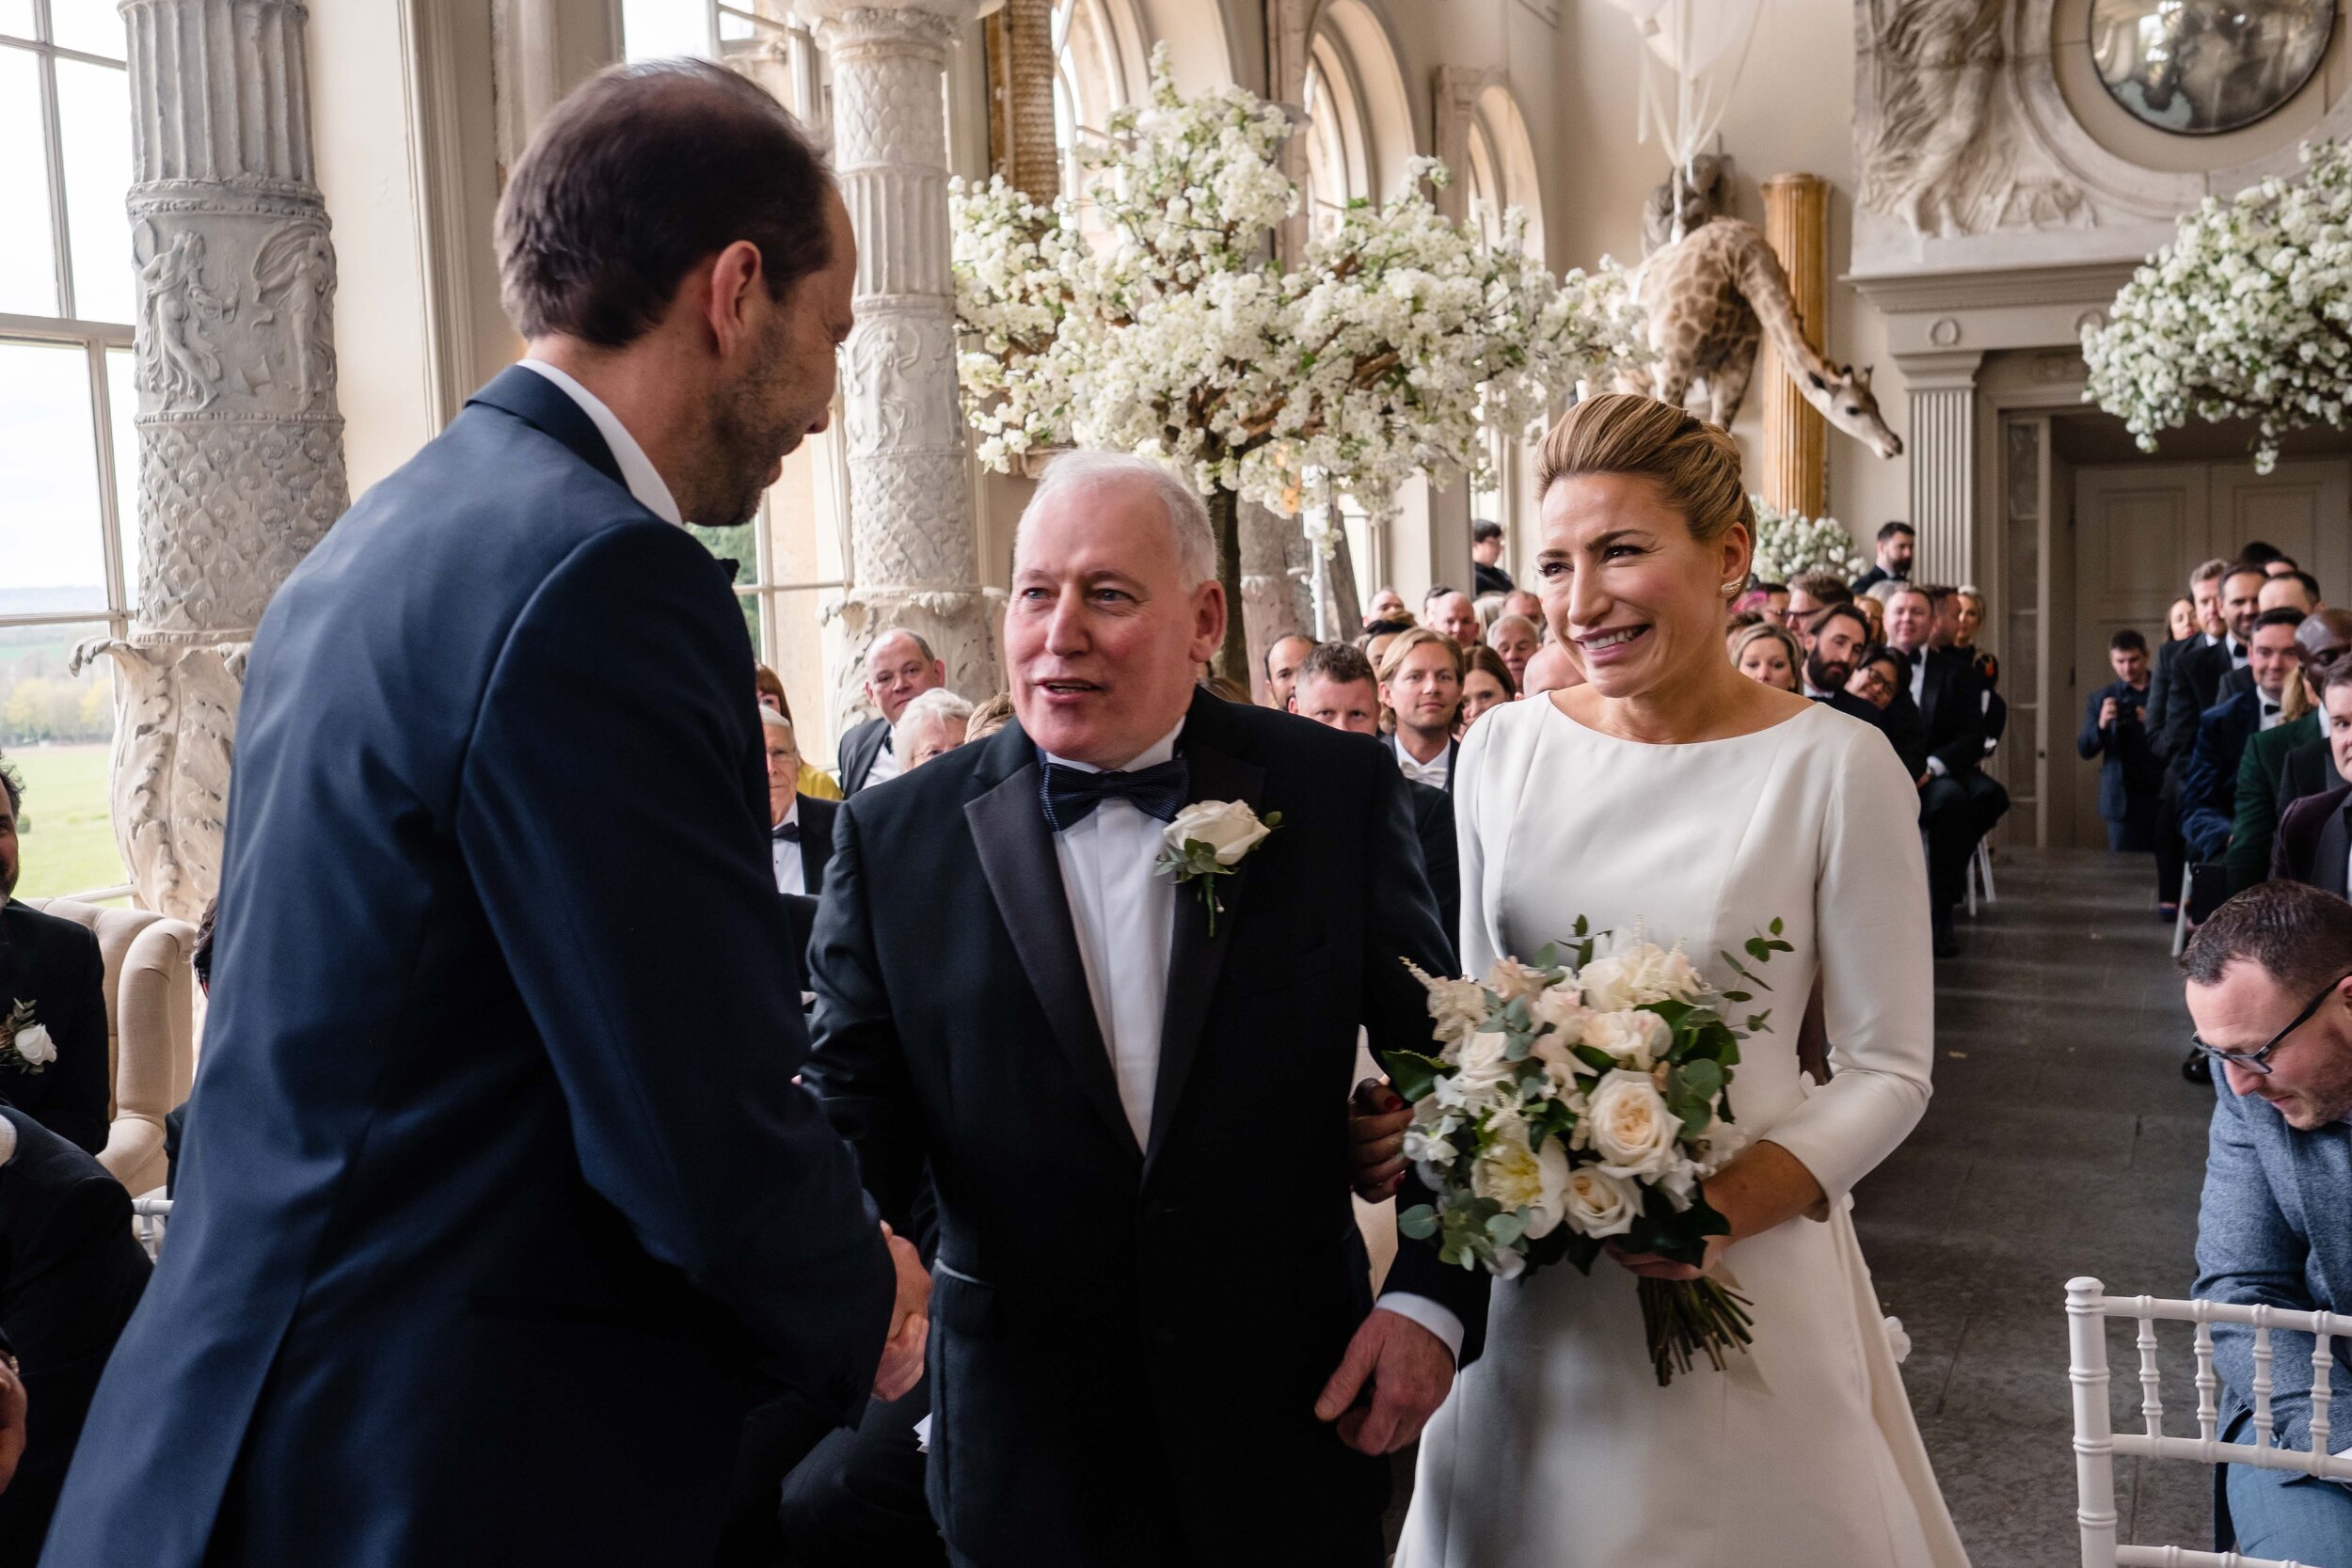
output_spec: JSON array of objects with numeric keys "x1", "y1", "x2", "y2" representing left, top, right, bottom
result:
[{"x1": 2190, "y1": 972, "x2": 2352, "y2": 1076}]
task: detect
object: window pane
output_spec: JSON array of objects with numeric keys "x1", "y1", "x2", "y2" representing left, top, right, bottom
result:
[
  {"x1": 105, "y1": 345, "x2": 136, "y2": 612},
  {"x1": 623, "y1": 0, "x2": 712, "y2": 60},
  {"x1": 0, "y1": 46, "x2": 59, "y2": 316},
  {"x1": 763, "y1": 586, "x2": 834, "y2": 767},
  {"x1": 49, "y1": 0, "x2": 125, "y2": 58},
  {"x1": 0, "y1": 620, "x2": 127, "y2": 898},
  {"x1": 56, "y1": 57, "x2": 132, "y2": 325},
  {"x1": 0, "y1": 339, "x2": 109, "y2": 610},
  {"x1": 0, "y1": 0, "x2": 32, "y2": 41}
]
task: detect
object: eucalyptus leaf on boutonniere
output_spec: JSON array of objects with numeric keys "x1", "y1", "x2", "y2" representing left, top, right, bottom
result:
[
  {"x1": 1, "y1": 999, "x2": 55, "y2": 1076},
  {"x1": 1153, "y1": 800, "x2": 1279, "y2": 936}
]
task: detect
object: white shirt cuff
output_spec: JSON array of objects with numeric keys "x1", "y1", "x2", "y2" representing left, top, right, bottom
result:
[
  {"x1": 1375, "y1": 1293, "x2": 1464, "y2": 1363},
  {"x1": 1924, "y1": 755, "x2": 1948, "y2": 779}
]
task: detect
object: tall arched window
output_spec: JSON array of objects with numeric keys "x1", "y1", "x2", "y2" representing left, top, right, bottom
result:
[
  {"x1": 1463, "y1": 86, "x2": 1546, "y2": 548},
  {"x1": 1052, "y1": 0, "x2": 1150, "y2": 192},
  {"x1": 1298, "y1": 0, "x2": 1412, "y2": 239}
]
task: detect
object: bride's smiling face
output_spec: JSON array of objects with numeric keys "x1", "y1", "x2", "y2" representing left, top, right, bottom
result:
[{"x1": 1534, "y1": 472, "x2": 1750, "y2": 702}]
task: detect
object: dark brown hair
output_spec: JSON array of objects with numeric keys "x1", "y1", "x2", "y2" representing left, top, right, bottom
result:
[
  {"x1": 1788, "y1": 570, "x2": 1854, "y2": 608},
  {"x1": 496, "y1": 59, "x2": 836, "y2": 347},
  {"x1": 1535, "y1": 393, "x2": 1752, "y2": 546},
  {"x1": 2182, "y1": 881, "x2": 2352, "y2": 994},
  {"x1": 1464, "y1": 643, "x2": 1518, "y2": 698}
]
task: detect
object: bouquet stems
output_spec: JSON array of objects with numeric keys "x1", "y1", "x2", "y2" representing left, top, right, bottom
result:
[{"x1": 1638, "y1": 1276, "x2": 1756, "y2": 1387}]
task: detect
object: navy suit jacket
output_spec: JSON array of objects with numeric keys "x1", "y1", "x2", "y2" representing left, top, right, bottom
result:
[
  {"x1": 40, "y1": 366, "x2": 894, "y2": 1568},
  {"x1": 2182, "y1": 689, "x2": 2264, "y2": 823}
]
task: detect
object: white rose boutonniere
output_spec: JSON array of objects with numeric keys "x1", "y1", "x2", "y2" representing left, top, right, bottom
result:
[
  {"x1": 1153, "y1": 800, "x2": 1279, "y2": 935},
  {"x1": 1, "y1": 1000, "x2": 54, "y2": 1075}
]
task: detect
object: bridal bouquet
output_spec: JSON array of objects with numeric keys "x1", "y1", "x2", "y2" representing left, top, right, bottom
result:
[{"x1": 1386, "y1": 919, "x2": 1788, "y2": 1386}]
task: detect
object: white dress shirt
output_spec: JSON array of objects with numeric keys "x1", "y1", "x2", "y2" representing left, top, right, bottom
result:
[
  {"x1": 2259, "y1": 695, "x2": 2285, "y2": 732},
  {"x1": 1899, "y1": 648, "x2": 1953, "y2": 779},
  {"x1": 2229, "y1": 636, "x2": 2249, "y2": 670},
  {"x1": 516, "y1": 358, "x2": 683, "y2": 526},
  {"x1": 1394, "y1": 735, "x2": 1452, "y2": 791},
  {"x1": 865, "y1": 734, "x2": 904, "y2": 789},
  {"x1": 771, "y1": 797, "x2": 805, "y2": 895}
]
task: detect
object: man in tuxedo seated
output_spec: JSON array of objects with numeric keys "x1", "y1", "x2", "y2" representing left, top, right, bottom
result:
[
  {"x1": 0, "y1": 1104, "x2": 151, "y2": 1568},
  {"x1": 890, "y1": 689, "x2": 974, "y2": 775},
  {"x1": 1797, "y1": 604, "x2": 1927, "y2": 781},
  {"x1": 838, "y1": 631, "x2": 949, "y2": 796},
  {"x1": 2184, "y1": 609, "x2": 2307, "y2": 862},
  {"x1": 2166, "y1": 564, "x2": 2268, "y2": 766},
  {"x1": 765, "y1": 710, "x2": 838, "y2": 898},
  {"x1": 803, "y1": 449, "x2": 1485, "y2": 1567},
  {"x1": 1378, "y1": 628, "x2": 1466, "y2": 792},
  {"x1": 2078, "y1": 628, "x2": 2164, "y2": 852},
  {"x1": 2275, "y1": 663, "x2": 2352, "y2": 896},
  {"x1": 1261, "y1": 633, "x2": 1315, "y2": 714},
  {"x1": 1885, "y1": 584, "x2": 2001, "y2": 957},
  {"x1": 2152, "y1": 560, "x2": 2235, "y2": 917},
  {"x1": 0, "y1": 760, "x2": 107, "y2": 1157},
  {"x1": 1289, "y1": 641, "x2": 1457, "y2": 960}
]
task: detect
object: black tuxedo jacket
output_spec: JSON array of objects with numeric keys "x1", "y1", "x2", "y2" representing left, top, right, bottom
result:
[
  {"x1": 836, "y1": 717, "x2": 892, "y2": 797},
  {"x1": 2276, "y1": 784, "x2": 2352, "y2": 896},
  {"x1": 1383, "y1": 731, "x2": 1459, "y2": 792},
  {"x1": 39, "y1": 365, "x2": 895, "y2": 1568},
  {"x1": 0, "y1": 902, "x2": 108, "y2": 1157},
  {"x1": 0, "y1": 1105, "x2": 149, "y2": 1568},
  {"x1": 1908, "y1": 647, "x2": 1990, "y2": 777},
  {"x1": 1822, "y1": 687, "x2": 1929, "y2": 782},
  {"x1": 2163, "y1": 637, "x2": 2241, "y2": 767},
  {"x1": 795, "y1": 793, "x2": 840, "y2": 895},
  {"x1": 805, "y1": 689, "x2": 1485, "y2": 1564},
  {"x1": 1407, "y1": 779, "x2": 1459, "y2": 967},
  {"x1": 2280, "y1": 736, "x2": 2349, "y2": 813},
  {"x1": 2147, "y1": 637, "x2": 2188, "y2": 756}
]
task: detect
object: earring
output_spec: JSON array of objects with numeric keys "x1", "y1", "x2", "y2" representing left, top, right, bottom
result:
[{"x1": 1721, "y1": 581, "x2": 1741, "y2": 597}]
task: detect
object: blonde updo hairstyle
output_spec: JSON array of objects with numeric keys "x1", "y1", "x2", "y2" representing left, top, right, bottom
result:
[{"x1": 1535, "y1": 393, "x2": 1755, "y2": 570}]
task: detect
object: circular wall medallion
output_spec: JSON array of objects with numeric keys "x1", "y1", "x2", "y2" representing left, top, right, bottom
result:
[
  {"x1": 2090, "y1": 0, "x2": 2333, "y2": 135},
  {"x1": 1930, "y1": 317, "x2": 1963, "y2": 346}
]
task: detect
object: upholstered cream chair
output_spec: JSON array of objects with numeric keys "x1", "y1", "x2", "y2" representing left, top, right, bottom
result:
[{"x1": 24, "y1": 897, "x2": 197, "y2": 1196}]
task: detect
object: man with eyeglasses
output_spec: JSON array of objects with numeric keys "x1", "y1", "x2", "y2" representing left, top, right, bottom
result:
[{"x1": 2185, "y1": 880, "x2": 2352, "y2": 1566}]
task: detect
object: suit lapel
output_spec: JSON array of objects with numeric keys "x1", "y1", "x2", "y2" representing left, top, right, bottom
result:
[
  {"x1": 964, "y1": 740, "x2": 1143, "y2": 1164},
  {"x1": 464, "y1": 365, "x2": 628, "y2": 491},
  {"x1": 2322, "y1": 801, "x2": 2352, "y2": 899},
  {"x1": 1146, "y1": 701, "x2": 1266, "y2": 1172}
]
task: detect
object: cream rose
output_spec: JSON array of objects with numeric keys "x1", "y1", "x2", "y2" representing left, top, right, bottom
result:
[
  {"x1": 1529, "y1": 984, "x2": 1590, "y2": 1041},
  {"x1": 1452, "y1": 1030, "x2": 1518, "y2": 1101},
  {"x1": 1164, "y1": 800, "x2": 1271, "y2": 865},
  {"x1": 1580, "y1": 1008, "x2": 1670, "y2": 1069},
  {"x1": 10, "y1": 1022, "x2": 55, "y2": 1068},
  {"x1": 1576, "y1": 939, "x2": 1704, "y2": 1012},
  {"x1": 1586, "y1": 1068, "x2": 1682, "y2": 1179},
  {"x1": 1562, "y1": 1165, "x2": 1639, "y2": 1238},
  {"x1": 1487, "y1": 958, "x2": 1550, "y2": 1003}
]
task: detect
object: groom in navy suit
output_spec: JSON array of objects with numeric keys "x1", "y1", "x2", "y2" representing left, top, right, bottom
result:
[
  {"x1": 804, "y1": 451, "x2": 1487, "y2": 1567},
  {"x1": 41, "y1": 62, "x2": 925, "y2": 1568}
]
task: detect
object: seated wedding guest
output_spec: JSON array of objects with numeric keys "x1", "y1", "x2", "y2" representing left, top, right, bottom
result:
[
  {"x1": 1728, "y1": 621, "x2": 1802, "y2": 693},
  {"x1": 2261, "y1": 570, "x2": 2322, "y2": 621},
  {"x1": 1500, "y1": 588, "x2": 1545, "y2": 632},
  {"x1": 1486, "y1": 613, "x2": 1540, "y2": 690},
  {"x1": 1359, "y1": 618, "x2": 1413, "y2": 673},
  {"x1": 0, "y1": 1103, "x2": 151, "y2": 1568},
  {"x1": 1519, "y1": 640, "x2": 1582, "y2": 697},
  {"x1": 1378, "y1": 627, "x2": 1466, "y2": 790},
  {"x1": 891, "y1": 688, "x2": 974, "y2": 773},
  {"x1": 765, "y1": 711, "x2": 838, "y2": 898},
  {"x1": 1801, "y1": 606, "x2": 1929, "y2": 786},
  {"x1": 963, "y1": 691, "x2": 1014, "y2": 744},
  {"x1": 1854, "y1": 593, "x2": 1886, "y2": 645},
  {"x1": 2184, "y1": 608, "x2": 2307, "y2": 862},
  {"x1": 756, "y1": 665, "x2": 845, "y2": 801},
  {"x1": 2267, "y1": 554, "x2": 2300, "y2": 576},
  {"x1": 1291, "y1": 641, "x2": 1457, "y2": 953},
  {"x1": 1851, "y1": 519, "x2": 1915, "y2": 593},
  {"x1": 1458, "y1": 646, "x2": 1517, "y2": 732},
  {"x1": 1847, "y1": 647, "x2": 1906, "y2": 713},
  {"x1": 2228, "y1": 610, "x2": 2352, "y2": 892},
  {"x1": 1364, "y1": 586, "x2": 1409, "y2": 626},
  {"x1": 2167, "y1": 595, "x2": 2199, "y2": 646},
  {"x1": 0, "y1": 760, "x2": 107, "y2": 1157},
  {"x1": 1756, "y1": 581, "x2": 1791, "y2": 628},
  {"x1": 2078, "y1": 628, "x2": 2164, "y2": 853},
  {"x1": 2185, "y1": 881, "x2": 2352, "y2": 1564},
  {"x1": 837, "y1": 629, "x2": 948, "y2": 795},
  {"x1": 1422, "y1": 586, "x2": 1483, "y2": 651},
  {"x1": 1784, "y1": 569, "x2": 1852, "y2": 632},
  {"x1": 1886, "y1": 583, "x2": 2002, "y2": 954},
  {"x1": 2274, "y1": 663, "x2": 2352, "y2": 895},
  {"x1": 2240, "y1": 540, "x2": 2287, "y2": 571},
  {"x1": 2274, "y1": 611, "x2": 2352, "y2": 818},
  {"x1": 1262, "y1": 632, "x2": 1314, "y2": 712}
]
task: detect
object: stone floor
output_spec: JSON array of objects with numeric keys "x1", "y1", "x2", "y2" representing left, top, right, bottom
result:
[{"x1": 1854, "y1": 844, "x2": 2216, "y2": 1567}]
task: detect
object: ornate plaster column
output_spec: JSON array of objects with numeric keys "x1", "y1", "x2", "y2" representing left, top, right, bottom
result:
[
  {"x1": 1758, "y1": 173, "x2": 1828, "y2": 520},
  {"x1": 798, "y1": 0, "x2": 1000, "y2": 730},
  {"x1": 983, "y1": 0, "x2": 1057, "y2": 199},
  {"x1": 81, "y1": 0, "x2": 349, "y2": 921},
  {"x1": 1900, "y1": 349, "x2": 1984, "y2": 587}
]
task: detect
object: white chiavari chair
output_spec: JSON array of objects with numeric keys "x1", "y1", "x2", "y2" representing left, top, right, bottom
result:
[
  {"x1": 2069, "y1": 1277, "x2": 2352, "y2": 1568},
  {"x1": 131, "y1": 1196, "x2": 172, "y2": 1262}
]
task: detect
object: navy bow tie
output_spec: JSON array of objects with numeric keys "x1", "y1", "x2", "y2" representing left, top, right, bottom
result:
[
  {"x1": 771, "y1": 820, "x2": 802, "y2": 844},
  {"x1": 1040, "y1": 757, "x2": 1190, "y2": 832}
]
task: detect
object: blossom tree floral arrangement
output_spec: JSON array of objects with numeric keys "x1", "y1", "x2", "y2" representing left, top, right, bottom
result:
[
  {"x1": 951, "y1": 48, "x2": 1645, "y2": 678},
  {"x1": 2084, "y1": 139, "x2": 2352, "y2": 474},
  {"x1": 1386, "y1": 917, "x2": 1789, "y2": 1386},
  {"x1": 1746, "y1": 496, "x2": 1865, "y2": 583}
]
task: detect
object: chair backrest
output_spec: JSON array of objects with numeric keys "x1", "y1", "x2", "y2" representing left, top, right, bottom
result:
[
  {"x1": 131, "y1": 1196, "x2": 171, "y2": 1262},
  {"x1": 22, "y1": 897, "x2": 196, "y2": 1196},
  {"x1": 2067, "y1": 1276, "x2": 2352, "y2": 1568}
]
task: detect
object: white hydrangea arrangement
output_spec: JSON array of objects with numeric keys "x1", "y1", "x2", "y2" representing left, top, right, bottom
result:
[
  {"x1": 1388, "y1": 917, "x2": 1790, "y2": 1386},
  {"x1": 1747, "y1": 496, "x2": 1865, "y2": 583},
  {"x1": 950, "y1": 46, "x2": 1646, "y2": 537},
  {"x1": 2084, "y1": 139, "x2": 2352, "y2": 475}
]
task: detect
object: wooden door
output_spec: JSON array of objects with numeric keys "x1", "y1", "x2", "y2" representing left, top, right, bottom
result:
[{"x1": 2210, "y1": 459, "x2": 2352, "y2": 600}]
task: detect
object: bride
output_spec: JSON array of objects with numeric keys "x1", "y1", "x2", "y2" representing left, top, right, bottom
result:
[{"x1": 1382, "y1": 394, "x2": 1968, "y2": 1567}]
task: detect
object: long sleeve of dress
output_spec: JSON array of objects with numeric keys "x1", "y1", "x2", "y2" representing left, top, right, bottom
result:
[
  {"x1": 1454, "y1": 714, "x2": 1500, "y2": 981},
  {"x1": 1763, "y1": 721, "x2": 1937, "y2": 1202}
]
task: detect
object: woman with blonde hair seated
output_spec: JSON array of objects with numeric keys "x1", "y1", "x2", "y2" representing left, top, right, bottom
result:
[{"x1": 1726, "y1": 620, "x2": 1803, "y2": 693}]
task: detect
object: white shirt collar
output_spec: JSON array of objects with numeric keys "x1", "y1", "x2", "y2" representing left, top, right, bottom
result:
[
  {"x1": 516, "y1": 358, "x2": 683, "y2": 527},
  {"x1": 1043, "y1": 718, "x2": 1186, "y2": 776},
  {"x1": 775, "y1": 795, "x2": 801, "y2": 830}
]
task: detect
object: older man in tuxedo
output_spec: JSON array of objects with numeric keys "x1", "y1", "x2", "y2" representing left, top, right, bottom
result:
[
  {"x1": 41, "y1": 62, "x2": 920, "y2": 1568},
  {"x1": 837, "y1": 631, "x2": 949, "y2": 796},
  {"x1": 805, "y1": 450, "x2": 1485, "y2": 1566}
]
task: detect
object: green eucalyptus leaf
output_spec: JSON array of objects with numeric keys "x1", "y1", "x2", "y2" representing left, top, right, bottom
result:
[{"x1": 1398, "y1": 1204, "x2": 1438, "y2": 1239}]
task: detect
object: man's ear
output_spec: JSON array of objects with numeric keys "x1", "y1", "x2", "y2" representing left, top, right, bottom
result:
[
  {"x1": 703, "y1": 240, "x2": 765, "y2": 358},
  {"x1": 1190, "y1": 579, "x2": 1229, "y2": 667}
]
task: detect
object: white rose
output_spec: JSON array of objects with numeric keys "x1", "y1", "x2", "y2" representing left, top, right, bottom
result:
[
  {"x1": 1580, "y1": 939, "x2": 1704, "y2": 1010},
  {"x1": 1452, "y1": 1030, "x2": 1517, "y2": 1102},
  {"x1": 11, "y1": 1022, "x2": 55, "y2": 1067},
  {"x1": 1163, "y1": 800, "x2": 1270, "y2": 866},
  {"x1": 1562, "y1": 1164, "x2": 1639, "y2": 1238},
  {"x1": 1586, "y1": 1069, "x2": 1682, "y2": 1179},
  {"x1": 1528, "y1": 985, "x2": 1589, "y2": 1042},
  {"x1": 1486, "y1": 958, "x2": 1549, "y2": 1003},
  {"x1": 1580, "y1": 1008, "x2": 1670, "y2": 1069}
]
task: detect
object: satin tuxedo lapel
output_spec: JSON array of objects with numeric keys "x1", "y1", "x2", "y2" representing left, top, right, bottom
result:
[
  {"x1": 1147, "y1": 700, "x2": 1266, "y2": 1171},
  {"x1": 964, "y1": 730, "x2": 1143, "y2": 1164}
]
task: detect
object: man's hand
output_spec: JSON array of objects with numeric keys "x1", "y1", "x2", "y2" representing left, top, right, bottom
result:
[
  {"x1": 872, "y1": 1224, "x2": 930, "y2": 1402},
  {"x1": 2099, "y1": 696, "x2": 2119, "y2": 730},
  {"x1": 1314, "y1": 1308, "x2": 1454, "y2": 1455},
  {"x1": 1348, "y1": 1078, "x2": 1410, "y2": 1202},
  {"x1": 0, "y1": 1355, "x2": 24, "y2": 1495}
]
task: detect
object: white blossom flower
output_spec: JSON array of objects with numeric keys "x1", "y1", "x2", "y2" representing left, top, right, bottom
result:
[
  {"x1": 1574, "y1": 937, "x2": 1704, "y2": 1012},
  {"x1": 1749, "y1": 497, "x2": 1867, "y2": 582},
  {"x1": 10, "y1": 1022, "x2": 55, "y2": 1067}
]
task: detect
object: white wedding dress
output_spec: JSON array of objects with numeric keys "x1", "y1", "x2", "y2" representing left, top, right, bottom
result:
[{"x1": 1396, "y1": 698, "x2": 1970, "y2": 1568}]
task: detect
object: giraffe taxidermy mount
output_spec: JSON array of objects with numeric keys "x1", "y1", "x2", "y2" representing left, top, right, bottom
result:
[{"x1": 1617, "y1": 217, "x2": 1903, "y2": 460}]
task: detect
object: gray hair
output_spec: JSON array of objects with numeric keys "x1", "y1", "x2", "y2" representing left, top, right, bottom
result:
[
  {"x1": 1016, "y1": 451, "x2": 1216, "y2": 588},
  {"x1": 892, "y1": 687, "x2": 975, "y2": 759}
]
